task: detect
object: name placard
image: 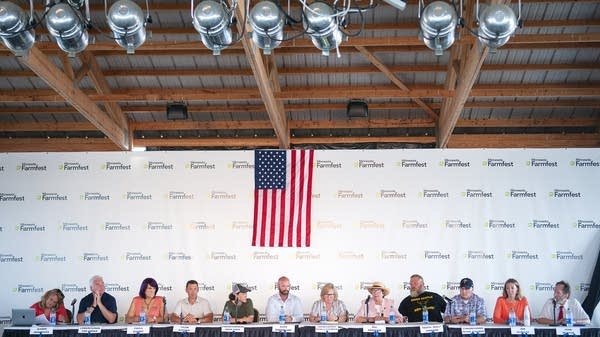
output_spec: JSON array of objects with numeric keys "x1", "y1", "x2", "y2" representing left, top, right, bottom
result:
[
  {"x1": 315, "y1": 325, "x2": 339, "y2": 333},
  {"x1": 511, "y1": 327, "x2": 535, "y2": 335},
  {"x1": 420, "y1": 324, "x2": 444, "y2": 333},
  {"x1": 126, "y1": 326, "x2": 151, "y2": 334},
  {"x1": 272, "y1": 324, "x2": 295, "y2": 333},
  {"x1": 362, "y1": 324, "x2": 386, "y2": 333},
  {"x1": 221, "y1": 326, "x2": 245, "y2": 333},
  {"x1": 173, "y1": 325, "x2": 196, "y2": 333},
  {"x1": 556, "y1": 327, "x2": 581, "y2": 336},
  {"x1": 460, "y1": 327, "x2": 485, "y2": 335},
  {"x1": 77, "y1": 327, "x2": 102, "y2": 334},
  {"x1": 29, "y1": 327, "x2": 53, "y2": 335}
]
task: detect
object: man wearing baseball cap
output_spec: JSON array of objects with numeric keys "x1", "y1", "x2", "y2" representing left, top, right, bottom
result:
[{"x1": 443, "y1": 278, "x2": 487, "y2": 324}]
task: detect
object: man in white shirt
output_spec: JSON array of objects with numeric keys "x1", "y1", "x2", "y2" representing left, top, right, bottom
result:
[
  {"x1": 537, "y1": 280, "x2": 590, "y2": 325},
  {"x1": 265, "y1": 276, "x2": 303, "y2": 323},
  {"x1": 170, "y1": 280, "x2": 213, "y2": 323}
]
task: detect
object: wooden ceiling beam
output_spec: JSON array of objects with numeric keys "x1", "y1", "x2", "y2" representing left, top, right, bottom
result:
[
  {"x1": 2, "y1": 99, "x2": 598, "y2": 115},
  {"x1": 4, "y1": 118, "x2": 597, "y2": 133},
  {"x1": 4, "y1": 62, "x2": 598, "y2": 78},
  {"x1": 0, "y1": 138, "x2": 120, "y2": 152},
  {"x1": 447, "y1": 133, "x2": 600, "y2": 148},
  {"x1": 17, "y1": 47, "x2": 129, "y2": 150},
  {"x1": 2, "y1": 33, "x2": 597, "y2": 54},
  {"x1": 234, "y1": 0, "x2": 288, "y2": 149},
  {"x1": 80, "y1": 51, "x2": 129, "y2": 132},
  {"x1": 1, "y1": 84, "x2": 598, "y2": 102},
  {"x1": 355, "y1": 46, "x2": 439, "y2": 120}
]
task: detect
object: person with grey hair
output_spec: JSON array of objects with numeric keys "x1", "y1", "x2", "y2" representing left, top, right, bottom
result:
[
  {"x1": 537, "y1": 280, "x2": 590, "y2": 325},
  {"x1": 77, "y1": 275, "x2": 118, "y2": 324}
]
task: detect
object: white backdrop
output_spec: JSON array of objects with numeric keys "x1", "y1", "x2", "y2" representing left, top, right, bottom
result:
[{"x1": 0, "y1": 148, "x2": 599, "y2": 322}]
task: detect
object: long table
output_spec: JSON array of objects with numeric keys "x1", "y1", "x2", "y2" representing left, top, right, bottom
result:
[{"x1": 3, "y1": 323, "x2": 600, "y2": 337}]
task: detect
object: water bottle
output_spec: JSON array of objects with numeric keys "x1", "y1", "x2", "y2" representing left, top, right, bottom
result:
[
  {"x1": 523, "y1": 305, "x2": 531, "y2": 326},
  {"x1": 84, "y1": 311, "x2": 91, "y2": 325},
  {"x1": 389, "y1": 310, "x2": 396, "y2": 325},
  {"x1": 139, "y1": 311, "x2": 146, "y2": 324},
  {"x1": 422, "y1": 307, "x2": 429, "y2": 324},
  {"x1": 469, "y1": 310, "x2": 476, "y2": 326},
  {"x1": 223, "y1": 307, "x2": 230, "y2": 324},
  {"x1": 508, "y1": 308, "x2": 516, "y2": 326},
  {"x1": 320, "y1": 303, "x2": 327, "y2": 322},
  {"x1": 49, "y1": 308, "x2": 57, "y2": 326},
  {"x1": 565, "y1": 307, "x2": 573, "y2": 327},
  {"x1": 278, "y1": 305, "x2": 286, "y2": 324}
]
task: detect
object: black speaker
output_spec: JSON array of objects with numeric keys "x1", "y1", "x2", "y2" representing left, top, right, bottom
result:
[
  {"x1": 166, "y1": 103, "x2": 188, "y2": 120},
  {"x1": 347, "y1": 100, "x2": 368, "y2": 118}
]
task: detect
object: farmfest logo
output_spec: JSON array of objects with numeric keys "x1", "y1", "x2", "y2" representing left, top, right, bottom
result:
[
  {"x1": 526, "y1": 158, "x2": 558, "y2": 167},
  {"x1": 145, "y1": 161, "x2": 174, "y2": 170},
  {"x1": 570, "y1": 158, "x2": 600, "y2": 167},
  {"x1": 0, "y1": 193, "x2": 25, "y2": 201},
  {"x1": 419, "y1": 189, "x2": 449, "y2": 198},
  {"x1": 483, "y1": 158, "x2": 514, "y2": 167},
  {"x1": 396, "y1": 159, "x2": 427, "y2": 168},
  {"x1": 186, "y1": 161, "x2": 216, "y2": 169},
  {"x1": 102, "y1": 161, "x2": 132, "y2": 170},
  {"x1": 548, "y1": 189, "x2": 581, "y2": 198},
  {"x1": 315, "y1": 160, "x2": 342, "y2": 168},
  {"x1": 439, "y1": 159, "x2": 470, "y2": 167},
  {"x1": 13, "y1": 284, "x2": 44, "y2": 293},
  {"x1": 59, "y1": 162, "x2": 89, "y2": 171},
  {"x1": 574, "y1": 220, "x2": 600, "y2": 229},
  {"x1": 17, "y1": 162, "x2": 46, "y2": 171},
  {"x1": 354, "y1": 160, "x2": 384, "y2": 168},
  {"x1": 36, "y1": 253, "x2": 67, "y2": 262},
  {"x1": 461, "y1": 189, "x2": 493, "y2": 198},
  {"x1": 400, "y1": 220, "x2": 429, "y2": 229},
  {"x1": 444, "y1": 219, "x2": 472, "y2": 229},
  {"x1": 229, "y1": 161, "x2": 253, "y2": 169},
  {"x1": 552, "y1": 251, "x2": 583, "y2": 261},
  {"x1": 168, "y1": 252, "x2": 192, "y2": 261},
  {"x1": 528, "y1": 219, "x2": 560, "y2": 229}
]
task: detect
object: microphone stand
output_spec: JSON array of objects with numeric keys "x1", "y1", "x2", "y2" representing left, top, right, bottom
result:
[
  {"x1": 71, "y1": 299, "x2": 77, "y2": 325},
  {"x1": 365, "y1": 296, "x2": 370, "y2": 323},
  {"x1": 550, "y1": 300, "x2": 559, "y2": 326}
]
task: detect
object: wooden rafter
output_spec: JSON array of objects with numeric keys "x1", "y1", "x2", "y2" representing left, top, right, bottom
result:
[{"x1": 17, "y1": 47, "x2": 129, "y2": 150}]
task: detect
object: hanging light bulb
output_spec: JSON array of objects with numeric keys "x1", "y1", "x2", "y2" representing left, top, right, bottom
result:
[
  {"x1": 46, "y1": 2, "x2": 89, "y2": 57},
  {"x1": 192, "y1": 0, "x2": 232, "y2": 55},
  {"x1": 477, "y1": 3, "x2": 517, "y2": 52},
  {"x1": 249, "y1": 0, "x2": 284, "y2": 55},
  {"x1": 419, "y1": 1, "x2": 457, "y2": 56},
  {"x1": 0, "y1": 1, "x2": 35, "y2": 56},
  {"x1": 303, "y1": 1, "x2": 342, "y2": 57},
  {"x1": 107, "y1": 0, "x2": 147, "y2": 54}
]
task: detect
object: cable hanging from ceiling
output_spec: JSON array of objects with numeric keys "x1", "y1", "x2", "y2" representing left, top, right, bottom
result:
[{"x1": 0, "y1": 0, "x2": 521, "y2": 58}]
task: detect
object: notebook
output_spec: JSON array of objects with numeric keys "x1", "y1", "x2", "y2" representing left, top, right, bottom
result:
[{"x1": 11, "y1": 308, "x2": 35, "y2": 326}]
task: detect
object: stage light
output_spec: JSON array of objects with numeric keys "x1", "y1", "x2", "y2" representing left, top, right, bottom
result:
[
  {"x1": 192, "y1": 0, "x2": 232, "y2": 55},
  {"x1": 382, "y1": 0, "x2": 406, "y2": 11},
  {"x1": 419, "y1": 0, "x2": 457, "y2": 56},
  {"x1": 477, "y1": 3, "x2": 518, "y2": 52},
  {"x1": 303, "y1": 1, "x2": 342, "y2": 57},
  {"x1": 0, "y1": 1, "x2": 35, "y2": 56},
  {"x1": 249, "y1": 0, "x2": 284, "y2": 55},
  {"x1": 107, "y1": 0, "x2": 147, "y2": 54},
  {"x1": 46, "y1": 2, "x2": 89, "y2": 57}
]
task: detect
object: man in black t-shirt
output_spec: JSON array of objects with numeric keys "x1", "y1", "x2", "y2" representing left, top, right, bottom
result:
[
  {"x1": 398, "y1": 274, "x2": 447, "y2": 322},
  {"x1": 77, "y1": 275, "x2": 118, "y2": 324}
]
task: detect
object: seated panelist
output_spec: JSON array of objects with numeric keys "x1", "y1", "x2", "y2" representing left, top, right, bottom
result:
[
  {"x1": 125, "y1": 277, "x2": 165, "y2": 323},
  {"x1": 308, "y1": 282, "x2": 348, "y2": 322}
]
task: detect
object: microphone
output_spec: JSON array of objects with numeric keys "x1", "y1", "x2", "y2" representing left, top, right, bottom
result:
[
  {"x1": 70, "y1": 299, "x2": 77, "y2": 325},
  {"x1": 365, "y1": 295, "x2": 370, "y2": 322},
  {"x1": 443, "y1": 296, "x2": 453, "y2": 303},
  {"x1": 550, "y1": 299, "x2": 559, "y2": 326}
]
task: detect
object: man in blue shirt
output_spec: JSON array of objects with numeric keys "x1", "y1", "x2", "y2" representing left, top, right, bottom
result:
[
  {"x1": 444, "y1": 278, "x2": 486, "y2": 324},
  {"x1": 265, "y1": 276, "x2": 303, "y2": 323},
  {"x1": 77, "y1": 275, "x2": 118, "y2": 324}
]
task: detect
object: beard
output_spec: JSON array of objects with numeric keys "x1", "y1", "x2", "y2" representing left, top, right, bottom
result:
[{"x1": 410, "y1": 288, "x2": 424, "y2": 297}]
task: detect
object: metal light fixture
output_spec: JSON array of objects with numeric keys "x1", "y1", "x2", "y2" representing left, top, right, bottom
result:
[
  {"x1": 303, "y1": 1, "x2": 342, "y2": 57},
  {"x1": 476, "y1": 0, "x2": 519, "y2": 52},
  {"x1": 249, "y1": 0, "x2": 284, "y2": 55},
  {"x1": 46, "y1": 2, "x2": 89, "y2": 57},
  {"x1": 419, "y1": 0, "x2": 458, "y2": 56},
  {"x1": 106, "y1": 0, "x2": 147, "y2": 54},
  {"x1": 192, "y1": 0, "x2": 233, "y2": 55},
  {"x1": 0, "y1": 1, "x2": 35, "y2": 56}
]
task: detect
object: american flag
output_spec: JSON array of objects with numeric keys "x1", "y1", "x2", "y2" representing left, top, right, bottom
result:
[{"x1": 252, "y1": 149, "x2": 315, "y2": 247}]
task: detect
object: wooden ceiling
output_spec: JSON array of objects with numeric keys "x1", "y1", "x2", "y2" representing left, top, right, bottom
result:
[{"x1": 0, "y1": 0, "x2": 599, "y2": 151}]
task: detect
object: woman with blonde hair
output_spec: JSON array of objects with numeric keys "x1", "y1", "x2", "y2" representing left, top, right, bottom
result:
[
  {"x1": 309, "y1": 283, "x2": 348, "y2": 322},
  {"x1": 30, "y1": 289, "x2": 69, "y2": 323}
]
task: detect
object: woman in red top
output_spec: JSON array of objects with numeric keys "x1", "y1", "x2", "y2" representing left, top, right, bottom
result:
[
  {"x1": 493, "y1": 278, "x2": 531, "y2": 324},
  {"x1": 30, "y1": 289, "x2": 69, "y2": 323},
  {"x1": 125, "y1": 277, "x2": 165, "y2": 323}
]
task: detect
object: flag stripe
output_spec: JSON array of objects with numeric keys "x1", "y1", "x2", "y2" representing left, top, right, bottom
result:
[{"x1": 253, "y1": 149, "x2": 314, "y2": 247}]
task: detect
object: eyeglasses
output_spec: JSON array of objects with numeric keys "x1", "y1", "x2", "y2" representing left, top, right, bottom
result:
[{"x1": 325, "y1": 293, "x2": 335, "y2": 296}]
